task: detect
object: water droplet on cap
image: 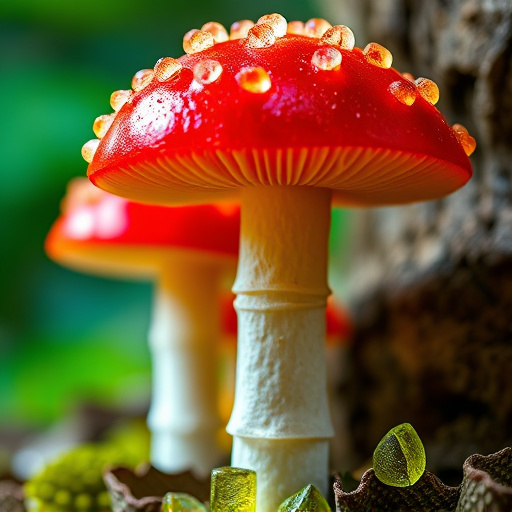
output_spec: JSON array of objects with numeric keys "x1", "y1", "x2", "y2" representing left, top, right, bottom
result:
[
  {"x1": 183, "y1": 29, "x2": 198, "y2": 51},
  {"x1": 389, "y1": 80, "x2": 417, "y2": 105},
  {"x1": 304, "y1": 18, "x2": 332, "y2": 38},
  {"x1": 287, "y1": 21, "x2": 305, "y2": 35},
  {"x1": 132, "y1": 69, "x2": 154, "y2": 91},
  {"x1": 257, "y1": 13, "x2": 287, "y2": 38},
  {"x1": 81, "y1": 139, "x2": 100, "y2": 163},
  {"x1": 321, "y1": 25, "x2": 355, "y2": 50},
  {"x1": 415, "y1": 77, "x2": 439, "y2": 105},
  {"x1": 201, "y1": 21, "x2": 229, "y2": 43},
  {"x1": 311, "y1": 47, "x2": 342, "y2": 70},
  {"x1": 230, "y1": 20, "x2": 254, "y2": 39},
  {"x1": 452, "y1": 124, "x2": 476, "y2": 156},
  {"x1": 183, "y1": 29, "x2": 215, "y2": 54},
  {"x1": 154, "y1": 57, "x2": 182, "y2": 82},
  {"x1": 110, "y1": 89, "x2": 132, "y2": 111},
  {"x1": 92, "y1": 114, "x2": 115, "y2": 138},
  {"x1": 237, "y1": 67, "x2": 271, "y2": 93},
  {"x1": 463, "y1": 136, "x2": 476, "y2": 156},
  {"x1": 194, "y1": 59, "x2": 223, "y2": 84},
  {"x1": 452, "y1": 123, "x2": 468, "y2": 135},
  {"x1": 247, "y1": 23, "x2": 276, "y2": 48},
  {"x1": 363, "y1": 42, "x2": 393, "y2": 68}
]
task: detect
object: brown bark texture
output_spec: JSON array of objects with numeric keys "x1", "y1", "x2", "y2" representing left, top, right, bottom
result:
[{"x1": 328, "y1": 0, "x2": 512, "y2": 478}]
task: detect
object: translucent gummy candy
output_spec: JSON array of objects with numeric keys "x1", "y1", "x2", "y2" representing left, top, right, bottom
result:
[
  {"x1": 210, "y1": 467, "x2": 256, "y2": 512},
  {"x1": 363, "y1": 42, "x2": 393, "y2": 69},
  {"x1": 230, "y1": 20, "x2": 254, "y2": 39},
  {"x1": 247, "y1": 23, "x2": 276, "y2": 48},
  {"x1": 373, "y1": 423, "x2": 426, "y2": 487},
  {"x1": 237, "y1": 67, "x2": 272, "y2": 94},
  {"x1": 161, "y1": 492, "x2": 208, "y2": 512},
  {"x1": 311, "y1": 47, "x2": 342, "y2": 71},
  {"x1": 278, "y1": 484, "x2": 331, "y2": 512}
]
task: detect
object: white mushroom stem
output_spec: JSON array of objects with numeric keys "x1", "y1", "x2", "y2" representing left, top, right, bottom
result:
[
  {"x1": 147, "y1": 257, "x2": 224, "y2": 476},
  {"x1": 228, "y1": 185, "x2": 334, "y2": 512}
]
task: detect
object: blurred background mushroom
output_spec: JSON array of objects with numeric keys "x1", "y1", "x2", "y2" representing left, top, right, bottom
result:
[
  {"x1": 1, "y1": 0, "x2": 511, "y2": 491},
  {"x1": 45, "y1": 178, "x2": 240, "y2": 476}
]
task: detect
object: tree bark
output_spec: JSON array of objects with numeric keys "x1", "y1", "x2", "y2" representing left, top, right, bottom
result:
[{"x1": 322, "y1": 0, "x2": 512, "y2": 478}]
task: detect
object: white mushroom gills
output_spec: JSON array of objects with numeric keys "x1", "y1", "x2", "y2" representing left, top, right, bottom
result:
[
  {"x1": 148, "y1": 257, "x2": 224, "y2": 476},
  {"x1": 228, "y1": 185, "x2": 334, "y2": 512}
]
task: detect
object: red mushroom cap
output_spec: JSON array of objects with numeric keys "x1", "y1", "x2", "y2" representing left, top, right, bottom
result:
[
  {"x1": 45, "y1": 178, "x2": 240, "y2": 278},
  {"x1": 86, "y1": 22, "x2": 473, "y2": 207}
]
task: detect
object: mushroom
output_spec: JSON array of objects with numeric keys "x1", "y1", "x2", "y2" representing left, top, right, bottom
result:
[
  {"x1": 45, "y1": 177, "x2": 240, "y2": 476},
  {"x1": 219, "y1": 293, "x2": 353, "y2": 449},
  {"x1": 81, "y1": 13, "x2": 474, "y2": 511}
]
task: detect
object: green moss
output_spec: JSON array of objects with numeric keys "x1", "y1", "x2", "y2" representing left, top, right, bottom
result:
[{"x1": 24, "y1": 441, "x2": 146, "y2": 511}]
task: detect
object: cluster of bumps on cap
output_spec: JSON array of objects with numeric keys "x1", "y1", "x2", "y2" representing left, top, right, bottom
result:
[{"x1": 81, "y1": 12, "x2": 476, "y2": 165}]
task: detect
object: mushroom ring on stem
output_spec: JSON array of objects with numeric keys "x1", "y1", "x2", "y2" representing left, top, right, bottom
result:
[
  {"x1": 83, "y1": 12, "x2": 474, "y2": 512},
  {"x1": 46, "y1": 178, "x2": 239, "y2": 476}
]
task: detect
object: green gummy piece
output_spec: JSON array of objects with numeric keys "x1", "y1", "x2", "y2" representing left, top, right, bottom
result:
[
  {"x1": 278, "y1": 484, "x2": 331, "y2": 512},
  {"x1": 161, "y1": 492, "x2": 208, "y2": 512},
  {"x1": 373, "y1": 423, "x2": 426, "y2": 487},
  {"x1": 210, "y1": 467, "x2": 256, "y2": 512}
]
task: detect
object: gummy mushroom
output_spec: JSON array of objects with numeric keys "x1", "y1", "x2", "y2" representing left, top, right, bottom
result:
[
  {"x1": 45, "y1": 178, "x2": 240, "y2": 476},
  {"x1": 82, "y1": 13, "x2": 474, "y2": 512}
]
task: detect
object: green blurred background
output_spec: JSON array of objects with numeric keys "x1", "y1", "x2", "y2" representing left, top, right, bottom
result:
[{"x1": 0, "y1": 0, "x2": 351, "y2": 432}]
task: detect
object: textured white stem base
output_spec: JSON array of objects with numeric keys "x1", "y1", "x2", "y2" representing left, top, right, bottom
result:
[
  {"x1": 228, "y1": 186, "x2": 334, "y2": 511},
  {"x1": 232, "y1": 437, "x2": 330, "y2": 512},
  {"x1": 148, "y1": 258, "x2": 223, "y2": 476}
]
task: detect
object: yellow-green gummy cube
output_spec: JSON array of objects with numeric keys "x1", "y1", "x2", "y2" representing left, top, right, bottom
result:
[{"x1": 210, "y1": 467, "x2": 256, "y2": 512}]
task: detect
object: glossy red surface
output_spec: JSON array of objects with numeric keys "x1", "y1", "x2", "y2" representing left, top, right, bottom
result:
[
  {"x1": 88, "y1": 35, "x2": 472, "y2": 207},
  {"x1": 45, "y1": 184, "x2": 240, "y2": 269}
]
